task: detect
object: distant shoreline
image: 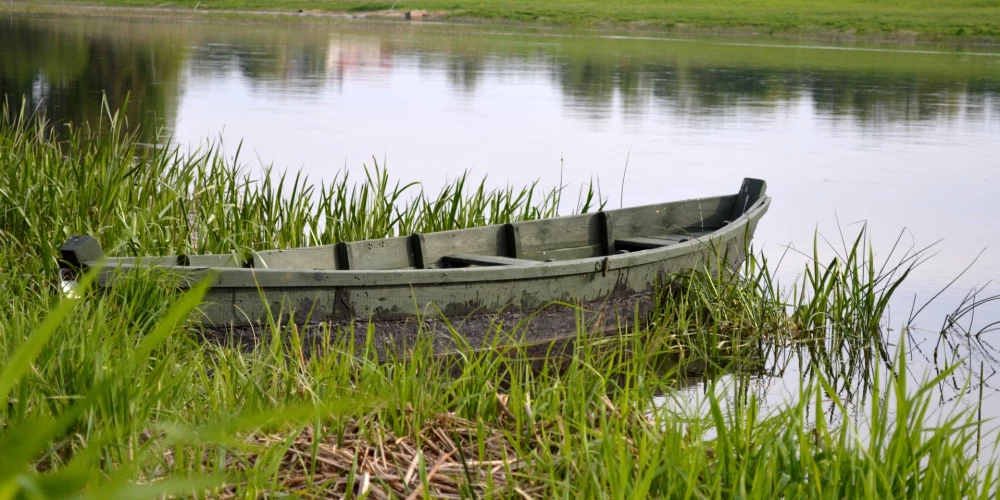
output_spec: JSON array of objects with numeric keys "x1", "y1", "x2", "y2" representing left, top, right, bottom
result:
[{"x1": 4, "y1": 0, "x2": 1000, "y2": 46}]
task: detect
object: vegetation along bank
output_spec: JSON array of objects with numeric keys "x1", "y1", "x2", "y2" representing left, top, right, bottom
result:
[{"x1": 5, "y1": 0, "x2": 1000, "y2": 44}]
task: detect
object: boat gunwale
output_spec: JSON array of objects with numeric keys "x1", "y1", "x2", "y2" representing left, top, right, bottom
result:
[{"x1": 90, "y1": 196, "x2": 770, "y2": 288}]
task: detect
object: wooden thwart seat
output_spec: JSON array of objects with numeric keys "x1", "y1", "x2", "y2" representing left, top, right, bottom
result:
[
  {"x1": 442, "y1": 254, "x2": 541, "y2": 267},
  {"x1": 615, "y1": 234, "x2": 695, "y2": 252}
]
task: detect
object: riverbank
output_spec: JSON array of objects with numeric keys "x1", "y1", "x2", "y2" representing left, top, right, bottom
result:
[{"x1": 5, "y1": 0, "x2": 1000, "y2": 44}]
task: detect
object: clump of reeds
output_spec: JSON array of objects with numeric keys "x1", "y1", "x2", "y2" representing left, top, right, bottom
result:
[
  {"x1": 5, "y1": 272, "x2": 997, "y2": 498},
  {"x1": 0, "y1": 97, "x2": 601, "y2": 295}
]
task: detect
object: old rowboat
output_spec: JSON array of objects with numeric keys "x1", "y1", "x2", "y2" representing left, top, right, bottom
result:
[{"x1": 59, "y1": 178, "x2": 769, "y2": 336}]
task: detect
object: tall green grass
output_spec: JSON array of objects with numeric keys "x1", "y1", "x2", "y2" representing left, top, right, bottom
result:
[
  {"x1": 2, "y1": 100, "x2": 998, "y2": 497},
  {"x1": 0, "y1": 98, "x2": 598, "y2": 287}
]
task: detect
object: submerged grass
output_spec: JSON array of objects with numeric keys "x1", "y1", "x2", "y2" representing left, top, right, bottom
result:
[{"x1": 2, "y1": 100, "x2": 999, "y2": 497}]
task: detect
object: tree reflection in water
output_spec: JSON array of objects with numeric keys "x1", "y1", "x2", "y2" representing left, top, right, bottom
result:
[{"x1": 1, "y1": 14, "x2": 997, "y2": 137}]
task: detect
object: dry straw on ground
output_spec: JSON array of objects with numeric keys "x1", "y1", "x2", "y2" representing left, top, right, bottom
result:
[{"x1": 220, "y1": 409, "x2": 540, "y2": 499}]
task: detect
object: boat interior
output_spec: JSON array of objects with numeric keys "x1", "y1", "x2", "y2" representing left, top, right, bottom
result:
[{"x1": 99, "y1": 183, "x2": 761, "y2": 272}]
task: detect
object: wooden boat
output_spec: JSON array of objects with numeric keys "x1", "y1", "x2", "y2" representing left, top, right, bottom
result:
[{"x1": 59, "y1": 178, "x2": 769, "y2": 340}]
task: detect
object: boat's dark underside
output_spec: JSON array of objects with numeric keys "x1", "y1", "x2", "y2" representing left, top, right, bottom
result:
[{"x1": 202, "y1": 289, "x2": 660, "y2": 360}]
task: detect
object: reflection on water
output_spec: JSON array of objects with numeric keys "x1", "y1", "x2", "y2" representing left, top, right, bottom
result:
[
  {"x1": 6, "y1": 15, "x2": 998, "y2": 134},
  {"x1": 0, "y1": 15, "x2": 186, "y2": 140},
  {"x1": 274, "y1": 36, "x2": 990, "y2": 124}
]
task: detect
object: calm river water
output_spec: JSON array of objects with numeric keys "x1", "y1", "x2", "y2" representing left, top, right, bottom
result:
[{"x1": 4, "y1": 12, "x2": 1000, "y2": 415}]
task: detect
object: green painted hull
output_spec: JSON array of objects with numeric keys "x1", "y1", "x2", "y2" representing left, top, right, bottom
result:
[{"x1": 60, "y1": 178, "x2": 769, "y2": 331}]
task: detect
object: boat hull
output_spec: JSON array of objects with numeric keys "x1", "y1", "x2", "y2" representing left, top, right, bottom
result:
[{"x1": 60, "y1": 179, "x2": 770, "y2": 341}]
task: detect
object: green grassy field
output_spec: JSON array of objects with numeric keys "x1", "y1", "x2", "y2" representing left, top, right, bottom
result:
[
  {"x1": 18, "y1": 0, "x2": 1000, "y2": 42},
  {"x1": 2, "y1": 99, "x2": 999, "y2": 497}
]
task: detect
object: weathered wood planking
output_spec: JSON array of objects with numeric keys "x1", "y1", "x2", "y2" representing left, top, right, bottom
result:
[
  {"x1": 200, "y1": 230, "x2": 744, "y2": 326},
  {"x1": 442, "y1": 254, "x2": 541, "y2": 267},
  {"x1": 115, "y1": 254, "x2": 240, "y2": 267},
  {"x1": 113, "y1": 256, "x2": 179, "y2": 266},
  {"x1": 505, "y1": 223, "x2": 523, "y2": 258},
  {"x1": 145, "y1": 213, "x2": 759, "y2": 327},
  {"x1": 731, "y1": 178, "x2": 767, "y2": 221},
  {"x1": 337, "y1": 236, "x2": 416, "y2": 270},
  {"x1": 92, "y1": 223, "x2": 758, "y2": 292},
  {"x1": 611, "y1": 195, "x2": 737, "y2": 240},
  {"x1": 419, "y1": 225, "x2": 511, "y2": 268},
  {"x1": 517, "y1": 212, "x2": 601, "y2": 257},
  {"x1": 255, "y1": 246, "x2": 336, "y2": 269},
  {"x1": 186, "y1": 254, "x2": 241, "y2": 267},
  {"x1": 61, "y1": 178, "x2": 770, "y2": 329},
  {"x1": 522, "y1": 244, "x2": 604, "y2": 262},
  {"x1": 616, "y1": 236, "x2": 688, "y2": 251},
  {"x1": 615, "y1": 231, "x2": 715, "y2": 252}
]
